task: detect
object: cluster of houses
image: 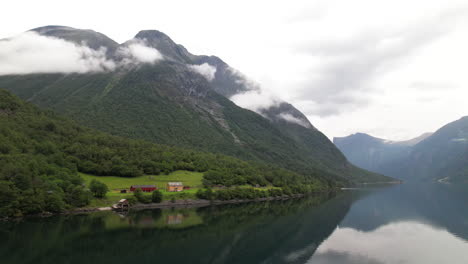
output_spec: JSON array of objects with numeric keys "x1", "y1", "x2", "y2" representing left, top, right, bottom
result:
[
  {"x1": 114, "y1": 182, "x2": 189, "y2": 210},
  {"x1": 120, "y1": 182, "x2": 189, "y2": 193},
  {"x1": 128, "y1": 182, "x2": 188, "y2": 192}
]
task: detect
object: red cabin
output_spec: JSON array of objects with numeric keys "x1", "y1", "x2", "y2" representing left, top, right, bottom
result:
[{"x1": 130, "y1": 185, "x2": 157, "y2": 192}]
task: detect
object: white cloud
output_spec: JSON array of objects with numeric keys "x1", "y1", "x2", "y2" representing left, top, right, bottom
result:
[
  {"x1": 230, "y1": 89, "x2": 281, "y2": 114},
  {"x1": 188, "y1": 63, "x2": 216, "y2": 81},
  {"x1": 226, "y1": 66, "x2": 282, "y2": 113},
  {"x1": 0, "y1": 31, "x2": 115, "y2": 75},
  {"x1": 226, "y1": 66, "x2": 261, "y2": 91},
  {"x1": 117, "y1": 39, "x2": 163, "y2": 65},
  {"x1": 278, "y1": 113, "x2": 311, "y2": 128},
  {"x1": 0, "y1": 33, "x2": 165, "y2": 76}
]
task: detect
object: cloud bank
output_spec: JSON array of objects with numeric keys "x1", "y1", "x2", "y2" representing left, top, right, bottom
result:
[
  {"x1": 0, "y1": 32, "x2": 164, "y2": 76},
  {"x1": 188, "y1": 63, "x2": 217, "y2": 81},
  {"x1": 293, "y1": 8, "x2": 468, "y2": 118},
  {"x1": 0, "y1": 31, "x2": 115, "y2": 75}
]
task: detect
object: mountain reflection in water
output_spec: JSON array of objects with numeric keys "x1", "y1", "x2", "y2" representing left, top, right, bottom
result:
[{"x1": 1, "y1": 183, "x2": 468, "y2": 264}]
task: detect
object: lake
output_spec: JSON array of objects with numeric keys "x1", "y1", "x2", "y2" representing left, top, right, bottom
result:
[{"x1": 1, "y1": 183, "x2": 468, "y2": 264}]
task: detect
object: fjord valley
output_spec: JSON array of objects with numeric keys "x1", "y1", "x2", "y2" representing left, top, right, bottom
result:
[
  {"x1": 334, "y1": 116, "x2": 468, "y2": 182},
  {"x1": 2, "y1": 1, "x2": 468, "y2": 263}
]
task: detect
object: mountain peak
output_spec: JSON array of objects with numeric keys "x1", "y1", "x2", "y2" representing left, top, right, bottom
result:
[
  {"x1": 135, "y1": 30, "x2": 171, "y2": 41},
  {"x1": 30, "y1": 25, "x2": 76, "y2": 33},
  {"x1": 134, "y1": 29, "x2": 194, "y2": 63},
  {"x1": 333, "y1": 132, "x2": 386, "y2": 146},
  {"x1": 30, "y1": 25, "x2": 119, "y2": 54}
]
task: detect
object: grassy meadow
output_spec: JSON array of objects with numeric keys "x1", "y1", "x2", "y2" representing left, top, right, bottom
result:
[{"x1": 80, "y1": 171, "x2": 204, "y2": 206}]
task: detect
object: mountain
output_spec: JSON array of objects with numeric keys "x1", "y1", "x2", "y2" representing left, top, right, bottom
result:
[
  {"x1": 333, "y1": 132, "x2": 431, "y2": 178},
  {"x1": 396, "y1": 132, "x2": 433, "y2": 146},
  {"x1": 0, "y1": 26, "x2": 391, "y2": 185},
  {"x1": 407, "y1": 117, "x2": 468, "y2": 182},
  {"x1": 335, "y1": 117, "x2": 468, "y2": 182},
  {"x1": 30, "y1": 25, "x2": 119, "y2": 55},
  {"x1": 0, "y1": 89, "x2": 328, "y2": 216}
]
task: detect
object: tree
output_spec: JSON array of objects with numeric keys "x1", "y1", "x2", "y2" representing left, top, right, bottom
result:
[
  {"x1": 196, "y1": 188, "x2": 214, "y2": 200},
  {"x1": 44, "y1": 192, "x2": 66, "y2": 213},
  {"x1": 133, "y1": 188, "x2": 151, "y2": 204},
  {"x1": 89, "y1": 179, "x2": 109, "y2": 198},
  {"x1": 151, "y1": 190, "x2": 163, "y2": 203},
  {"x1": 66, "y1": 186, "x2": 91, "y2": 207}
]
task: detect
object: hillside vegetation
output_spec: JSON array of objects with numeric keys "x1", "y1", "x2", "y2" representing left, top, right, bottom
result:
[{"x1": 0, "y1": 90, "x2": 327, "y2": 217}]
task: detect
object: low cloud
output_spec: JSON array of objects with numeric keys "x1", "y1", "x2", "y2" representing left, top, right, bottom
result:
[
  {"x1": 117, "y1": 39, "x2": 163, "y2": 65},
  {"x1": 0, "y1": 31, "x2": 115, "y2": 75},
  {"x1": 230, "y1": 89, "x2": 281, "y2": 114},
  {"x1": 278, "y1": 113, "x2": 311, "y2": 128},
  {"x1": 226, "y1": 66, "x2": 282, "y2": 113},
  {"x1": 226, "y1": 66, "x2": 261, "y2": 91},
  {"x1": 188, "y1": 63, "x2": 217, "y2": 81},
  {"x1": 0, "y1": 33, "x2": 165, "y2": 76}
]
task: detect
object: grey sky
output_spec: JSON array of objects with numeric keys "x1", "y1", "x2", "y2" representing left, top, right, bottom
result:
[{"x1": 1, "y1": 0, "x2": 467, "y2": 140}]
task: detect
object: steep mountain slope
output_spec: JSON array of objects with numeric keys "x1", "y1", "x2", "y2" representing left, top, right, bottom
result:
[
  {"x1": 335, "y1": 117, "x2": 468, "y2": 182},
  {"x1": 0, "y1": 26, "x2": 390, "y2": 185},
  {"x1": 407, "y1": 116, "x2": 468, "y2": 182}
]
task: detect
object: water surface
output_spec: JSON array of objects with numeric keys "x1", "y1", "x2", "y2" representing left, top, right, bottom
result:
[{"x1": 1, "y1": 184, "x2": 468, "y2": 264}]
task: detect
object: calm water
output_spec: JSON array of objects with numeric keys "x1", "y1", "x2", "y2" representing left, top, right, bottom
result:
[{"x1": 1, "y1": 183, "x2": 468, "y2": 264}]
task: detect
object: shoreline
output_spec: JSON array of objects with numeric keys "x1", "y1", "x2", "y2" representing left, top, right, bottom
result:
[
  {"x1": 341, "y1": 181, "x2": 402, "y2": 190},
  {"x1": 2, "y1": 182, "x2": 399, "y2": 220},
  {"x1": 70, "y1": 193, "x2": 309, "y2": 214},
  {"x1": 1, "y1": 193, "x2": 325, "y2": 221}
]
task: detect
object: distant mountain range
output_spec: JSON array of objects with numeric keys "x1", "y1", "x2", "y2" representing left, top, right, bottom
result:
[
  {"x1": 0, "y1": 26, "x2": 391, "y2": 185},
  {"x1": 334, "y1": 117, "x2": 468, "y2": 182}
]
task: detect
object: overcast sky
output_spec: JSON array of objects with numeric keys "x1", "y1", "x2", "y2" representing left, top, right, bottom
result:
[{"x1": 1, "y1": 0, "x2": 467, "y2": 140}]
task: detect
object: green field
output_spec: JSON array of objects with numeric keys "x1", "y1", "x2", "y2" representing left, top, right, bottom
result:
[
  {"x1": 80, "y1": 171, "x2": 204, "y2": 206},
  {"x1": 80, "y1": 170, "x2": 203, "y2": 190}
]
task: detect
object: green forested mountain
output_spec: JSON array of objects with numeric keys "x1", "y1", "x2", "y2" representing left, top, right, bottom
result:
[
  {"x1": 0, "y1": 89, "x2": 330, "y2": 216},
  {"x1": 0, "y1": 26, "x2": 388, "y2": 185},
  {"x1": 335, "y1": 117, "x2": 468, "y2": 182}
]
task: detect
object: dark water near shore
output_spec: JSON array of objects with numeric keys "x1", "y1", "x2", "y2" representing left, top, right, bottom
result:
[{"x1": 1, "y1": 183, "x2": 468, "y2": 264}]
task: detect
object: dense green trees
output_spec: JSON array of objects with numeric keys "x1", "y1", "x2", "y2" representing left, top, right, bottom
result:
[
  {"x1": 133, "y1": 189, "x2": 151, "y2": 204},
  {"x1": 196, "y1": 184, "x2": 324, "y2": 201},
  {"x1": 151, "y1": 190, "x2": 163, "y2": 203},
  {"x1": 89, "y1": 180, "x2": 108, "y2": 198}
]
